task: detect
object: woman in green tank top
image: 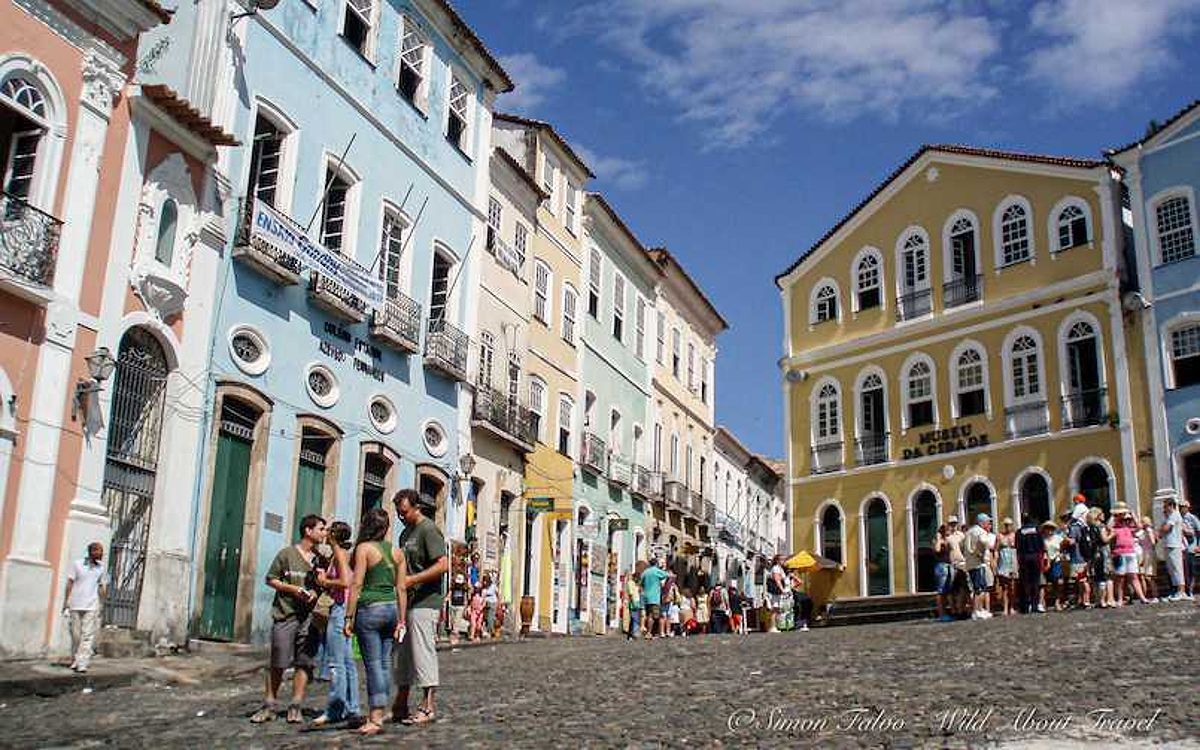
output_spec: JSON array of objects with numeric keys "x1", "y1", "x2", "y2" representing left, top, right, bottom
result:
[{"x1": 344, "y1": 508, "x2": 407, "y2": 735}]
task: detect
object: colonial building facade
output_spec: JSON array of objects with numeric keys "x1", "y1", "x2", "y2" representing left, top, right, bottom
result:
[
  {"x1": 777, "y1": 145, "x2": 1154, "y2": 601},
  {"x1": 713, "y1": 428, "x2": 787, "y2": 587},
  {"x1": 1112, "y1": 100, "x2": 1200, "y2": 512}
]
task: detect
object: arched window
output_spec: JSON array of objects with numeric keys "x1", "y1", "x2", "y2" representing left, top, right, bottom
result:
[
  {"x1": 954, "y1": 347, "x2": 987, "y2": 417},
  {"x1": 154, "y1": 198, "x2": 178, "y2": 265},
  {"x1": 1077, "y1": 462, "x2": 1112, "y2": 516},
  {"x1": 819, "y1": 503, "x2": 843, "y2": 564},
  {"x1": 856, "y1": 372, "x2": 888, "y2": 465},
  {"x1": 810, "y1": 281, "x2": 839, "y2": 325},
  {"x1": 1019, "y1": 471, "x2": 1052, "y2": 524},
  {"x1": 557, "y1": 394, "x2": 574, "y2": 456},
  {"x1": 1010, "y1": 335, "x2": 1042, "y2": 400},
  {"x1": 1063, "y1": 318, "x2": 1105, "y2": 428},
  {"x1": 963, "y1": 481, "x2": 994, "y2": 525},
  {"x1": 904, "y1": 359, "x2": 934, "y2": 428},
  {"x1": 1170, "y1": 323, "x2": 1200, "y2": 388},
  {"x1": 1055, "y1": 203, "x2": 1089, "y2": 251},
  {"x1": 997, "y1": 199, "x2": 1032, "y2": 266},
  {"x1": 1154, "y1": 193, "x2": 1196, "y2": 265},
  {"x1": 1, "y1": 75, "x2": 49, "y2": 201},
  {"x1": 898, "y1": 230, "x2": 931, "y2": 319},
  {"x1": 528, "y1": 376, "x2": 547, "y2": 442},
  {"x1": 810, "y1": 380, "x2": 842, "y2": 473},
  {"x1": 855, "y1": 251, "x2": 881, "y2": 311},
  {"x1": 944, "y1": 213, "x2": 981, "y2": 307}
]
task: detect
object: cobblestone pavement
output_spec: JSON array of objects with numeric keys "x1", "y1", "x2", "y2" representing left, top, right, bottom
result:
[{"x1": 2, "y1": 602, "x2": 1198, "y2": 749}]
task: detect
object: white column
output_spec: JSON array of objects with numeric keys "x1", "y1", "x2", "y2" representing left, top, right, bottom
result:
[{"x1": 0, "y1": 49, "x2": 125, "y2": 656}]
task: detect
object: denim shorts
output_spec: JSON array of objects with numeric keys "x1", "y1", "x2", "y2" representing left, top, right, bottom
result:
[
  {"x1": 934, "y1": 562, "x2": 952, "y2": 595},
  {"x1": 1114, "y1": 553, "x2": 1138, "y2": 574},
  {"x1": 968, "y1": 567, "x2": 988, "y2": 593}
]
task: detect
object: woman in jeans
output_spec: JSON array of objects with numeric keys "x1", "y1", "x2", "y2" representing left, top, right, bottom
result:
[
  {"x1": 308, "y1": 521, "x2": 361, "y2": 730},
  {"x1": 344, "y1": 508, "x2": 407, "y2": 736}
]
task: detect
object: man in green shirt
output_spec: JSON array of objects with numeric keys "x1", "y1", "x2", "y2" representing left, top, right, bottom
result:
[
  {"x1": 392, "y1": 488, "x2": 448, "y2": 725},
  {"x1": 251, "y1": 514, "x2": 326, "y2": 725}
]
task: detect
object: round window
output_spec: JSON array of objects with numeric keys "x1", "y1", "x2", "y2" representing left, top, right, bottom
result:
[
  {"x1": 422, "y1": 419, "x2": 448, "y2": 457},
  {"x1": 369, "y1": 395, "x2": 397, "y2": 434},
  {"x1": 304, "y1": 364, "x2": 339, "y2": 408},
  {"x1": 227, "y1": 325, "x2": 270, "y2": 376}
]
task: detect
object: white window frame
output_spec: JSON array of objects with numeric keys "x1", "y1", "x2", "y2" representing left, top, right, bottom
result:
[
  {"x1": 853, "y1": 367, "x2": 890, "y2": 439},
  {"x1": 1162, "y1": 312, "x2": 1200, "y2": 389},
  {"x1": 377, "y1": 202, "x2": 411, "y2": 301},
  {"x1": 1148, "y1": 186, "x2": 1198, "y2": 267},
  {"x1": 671, "y1": 327, "x2": 682, "y2": 379},
  {"x1": 1002, "y1": 326, "x2": 1046, "y2": 406},
  {"x1": 949, "y1": 340, "x2": 992, "y2": 419},
  {"x1": 900, "y1": 353, "x2": 938, "y2": 431},
  {"x1": 542, "y1": 152, "x2": 557, "y2": 214},
  {"x1": 513, "y1": 222, "x2": 529, "y2": 269},
  {"x1": 993, "y1": 195, "x2": 1035, "y2": 269},
  {"x1": 587, "y1": 247, "x2": 602, "y2": 319},
  {"x1": 810, "y1": 377, "x2": 842, "y2": 445},
  {"x1": 340, "y1": 0, "x2": 380, "y2": 61},
  {"x1": 1047, "y1": 196, "x2": 1092, "y2": 255},
  {"x1": 612, "y1": 271, "x2": 626, "y2": 343},
  {"x1": 445, "y1": 68, "x2": 473, "y2": 155},
  {"x1": 561, "y1": 282, "x2": 578, "y2": 345},
  {"x1": 557, "y1": 393, "x2": 575, "y2": 457},
  {"x1": 686, "y1": 341, "x2": 695, "y2": 391},
  {"x1": 634, "y1": 296, "x2": 647, "y2": 360},
  {"x1": 486, "y1": 196, "x2": 502, "y2": 251},
  {"x1": 895, "y1": 226, "x2": 931, "y2": 294},
  {"x1": 1056, "y1": 310, "x2": 1108, "y2": 398},
  {"x1": 477, "y1": 329, "x2": 495, "y2": 387},
  {"x1": 247, "y1": 99, "x2": 300, "y2": 214},
  {"x1": 397, "y1": 14, "x2": 432, "y2": 112},
  {"x1": 0, "y1": 61, "x2": 67, "y2": 213},
  {"x1": 809, "y1": 278, "x2": 841, "y2": 326},
  {"x1": 941, "y1": 209, "x2": 981, "y2": 282},
  {"x1": 529, "y1": 376, "x2": 548, "y2": 443},
  {"x1": 656, "y1": 309, "x2": 666, "y2": 364},
  {"x1": 851, "y1": 247, "x2": 884, "y2": 314},
  {"x1": 318, "y1": 154, "x2": 362, "y2": 258},
  {"x1": 533, "y1": 259, "x2": 552, "y2": 324},
  {"x1": 565, "y1": 182, "x2": 579, "y2": 235}
]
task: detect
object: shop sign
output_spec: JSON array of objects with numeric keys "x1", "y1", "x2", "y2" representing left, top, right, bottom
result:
[
  {"x1": 608, "y1": 518, "x2": 630, "y2": 531},
  {"x1": 902, "y1": 424, "x2": 990, "y2": 460},
  {"x1": 527, "y1": 497, "x2": 555, "y2": 513},
  {"x1": 250, "y1": 199, "x2": 385, "y2": 306}
]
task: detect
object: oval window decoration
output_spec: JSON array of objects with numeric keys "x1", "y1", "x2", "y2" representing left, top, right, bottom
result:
[
  {"x1": 369, "y1": 395, "x2": 397, "y2": 434},
  {"x1": 304, "y1": 363, "x2": 339, "y2": 408},
  {"x1": 228, "y1": 325, "x2": 271, "y2": 376},
  {"x1": 422, "y1": 419, "x2": 448, "y2": 457}
]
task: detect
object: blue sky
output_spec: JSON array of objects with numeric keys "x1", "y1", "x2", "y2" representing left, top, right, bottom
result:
[{"x1": 459, "y1": 0, "x2": 1200, "y2": 457}]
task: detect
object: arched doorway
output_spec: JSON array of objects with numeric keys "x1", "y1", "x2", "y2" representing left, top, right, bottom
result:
[
  {"x1": 1078, "y1": 463, "x2": 1112, "y2": 515},
  {"x1": 820, "y1": 504, "x2": 843, "y2": 564},
  {"x1": 963, "y1": 481, "x2": 993, "y2": 524},
  {"x1": 864, "y1": 497, "x2": 891, "y2": 596},
  {"x1": 1019, "y1": 472, "x2": 1052, "y2": 524},
  {"x1": 911, "y1": 490, "x2": 939, "y2": 592},
  {"x1": 102, "y1": 328, "x2": 170, "y2": 628}
]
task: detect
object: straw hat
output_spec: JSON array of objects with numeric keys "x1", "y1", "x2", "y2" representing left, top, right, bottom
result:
[
  {"x1": 1111, "y1": 503, "x2": 1132, "y2": 517},
  {"x1": 1040, "y1": 520, "x2": 1057, "y2": 530},
  {"x1": 1002, "y1": 517, "x2": 1014, "y2": 527}
]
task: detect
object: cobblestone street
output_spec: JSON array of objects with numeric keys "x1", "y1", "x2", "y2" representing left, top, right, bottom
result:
[{"x1": 3, "y1": 603, "x2": 1198, "y2": 749}]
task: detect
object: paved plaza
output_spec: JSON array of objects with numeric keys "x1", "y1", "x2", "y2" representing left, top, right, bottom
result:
[{"x1": 2, "y1": 603, "x2": 1198, "y2": 749}]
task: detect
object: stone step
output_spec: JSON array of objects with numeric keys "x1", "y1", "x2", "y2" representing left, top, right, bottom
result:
[{"x1": 96, "y1": 627, "x2": 155, "y2": 659}]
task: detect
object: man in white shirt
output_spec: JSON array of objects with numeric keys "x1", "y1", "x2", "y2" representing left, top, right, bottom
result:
[
  {"x1": 62, "y1": 542, "x2": 109, "y2": 672},
  {"x1": 1160, "y1": 497, "x2": 1186, "y2": 602},
  {"x1": 963, "y1": 514, "x2": 994, "y2": 619}
]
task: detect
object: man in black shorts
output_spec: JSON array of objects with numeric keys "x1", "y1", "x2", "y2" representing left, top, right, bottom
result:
[{"x1": 251, "y1": 514, "x2": 327, "y2": 724}]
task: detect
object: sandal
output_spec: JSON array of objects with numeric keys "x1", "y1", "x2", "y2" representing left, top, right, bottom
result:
[
  {"x1": 357, "y1": 720, "x2": 385, "y2": 736},
  {"x1": 250, "y1": 705, "x2": 277, "y2": 723},
  {"x1": 401, "y1": 707, "x2": 435, "y2": 726},
  {"x1": 286, "y1": 704, "x2": 304, "y2": 724},
  {"x1": 302, "y1": 714, "x2": 334, "y2": 732}
]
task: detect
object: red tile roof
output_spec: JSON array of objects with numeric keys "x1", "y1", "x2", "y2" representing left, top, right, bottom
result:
[
  {"x1": 141, "y1": 84, "x2": 240, "y2": 148},
  {"x1": 773, "y1": 144, "x2": 1106, "y2": 287}
]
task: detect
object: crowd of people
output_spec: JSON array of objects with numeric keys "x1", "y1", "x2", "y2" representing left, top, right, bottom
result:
[
  {"x1": 248, "y1": 488, "x2": 449, "y2": 736},
  {"x1": 932, "y1": 493, "x2": 1199, "y2": 620},
  {"x1": 621, "y1": 556, "x2": 814, "y2": 639}
]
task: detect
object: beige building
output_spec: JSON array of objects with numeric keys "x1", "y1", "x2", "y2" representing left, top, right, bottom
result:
[
  {"x1": 492, "y1": 113, "x2": 592, "y2": 632},
  {"x1": 646, "y1": 247, "x2": 728, "y2": 588}
]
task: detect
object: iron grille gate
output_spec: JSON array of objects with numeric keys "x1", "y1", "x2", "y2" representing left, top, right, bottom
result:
[{"x1": 102, "y1": 330, "x2": 169, "y2": 628}]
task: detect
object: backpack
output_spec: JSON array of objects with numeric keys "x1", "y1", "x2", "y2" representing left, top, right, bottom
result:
[
  {"x1": 1070, "y1": 520, "x2": 1095, "y2": 560},
  {"x1": 766, "y1": 575, "x2": 782, "y2": 595}
]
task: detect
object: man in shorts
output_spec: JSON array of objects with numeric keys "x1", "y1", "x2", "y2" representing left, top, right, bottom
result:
[
  {"x1": 963, "y1": 513, "x2": 993, "y2": 619},
  {"x1": 1180, "y1": 499, "x2": 1199, "y2": 599},
  {"x1": 252, "y1": 514, "x2": 327, "y2": 724},
  {"x1": 640, "y1": 558, "x2": 669, "y2": 638},
  {"x1": 1064, "y1": 506, "x2": 1094, "y2": 606},
  {"x1": 933, "y1": 521, "x2": 954, "y2": 621},
  {"x1": 393, "y1": 489, "x2": 449, "y2": 725}
]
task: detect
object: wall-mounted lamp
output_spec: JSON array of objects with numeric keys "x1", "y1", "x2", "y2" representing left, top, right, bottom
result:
[
  {"x1": 231, "y1": 0, "x2": 280, "y2": 22},
  {"x1": 458, "y1": 452, "x2": 477, "y2": 477},
  {"x1": 73, "y1": 347, "x2": 116, "y2": 422}
]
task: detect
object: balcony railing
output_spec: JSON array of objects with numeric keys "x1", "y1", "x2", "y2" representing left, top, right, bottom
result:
[
  {"x1": 232, "y1": 198, "x2": 302, "y2": 285},
  {"x1": 703, "y1": 499, "x2": 716, "y2": 525},
  {"x1": 607, "y1": 453, "x2": 632, "y2": 486},
  {"x1": 663, "y1": 479, "x2": 687, "y2": 509},
  {"x1": 810, "y1": 441, "x2": 844, "y2": 475},
  {"x1": 1062, "y1": 387, "x2": 1108, "y2": 429},
  {"x1": 855, "y1": 433, "x2": 890, "y2": 466},
  {"x1": 424, "y1": 318, "x2": 469, "y2": 381},
  {"x1": 896, "y1": 288, "x2": 932, "y2": 321},
  {"x1": 1005, "y1": 400, "x2": 1049, "y2": 439},
  {"x1": 581, "y1": 432, "x2": 607, "y2": 473},
  {"x1": 943, "y1": 275, "x2": 983, "y2": 309},
  {"x1": 0, "y1": 190, "x2": 61, "y2": 293},
  {"x1": 370, "y1": 293, "x2": 422, "y2": 353},
  {"x1": 472, "y1": 385, "x2": 535, "y2": 450},
  {"x1": 632, "y1": 465, "x2": 662, "y2": 498},
  {"x1": 308, "y1": 271, "x2": 368, "y2": 323}
]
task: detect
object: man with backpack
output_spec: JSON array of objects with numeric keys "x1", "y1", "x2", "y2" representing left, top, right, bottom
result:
[{"x1": 1064, "y1": 506, "x2": 1095, "y2": 607}]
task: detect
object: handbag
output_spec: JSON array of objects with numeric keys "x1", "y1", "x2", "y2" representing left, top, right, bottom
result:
[{"x1": 312, "y1": 592, "x2": 334, "y2": 632}]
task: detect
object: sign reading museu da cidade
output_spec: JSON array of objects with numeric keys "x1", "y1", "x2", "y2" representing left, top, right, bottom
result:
[
  {"x1": 250, "y1": 199, "x2": 386, "y2": 307},
  {"x1": 902, "y1": 424, "x2": 990, "y2": 460}
]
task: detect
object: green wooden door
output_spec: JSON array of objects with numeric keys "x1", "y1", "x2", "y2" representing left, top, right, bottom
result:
[
  {"x1": 295, "y1": 459, "x2": 325, "y2": 538},
  {"x1": 866, "y1": 500, "x2": 890, "y2": 596},
  {"x1": 199, "y1": 429, "x2": 252, "y2": 640}
]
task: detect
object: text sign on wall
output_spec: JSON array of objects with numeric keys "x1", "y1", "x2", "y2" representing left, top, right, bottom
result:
[
  {"x1": 250, "y1": 199, "x2": 385, "y2": 306},
  {"x1": 902, "y1": 424, "x2": 990, "y2": 460}
]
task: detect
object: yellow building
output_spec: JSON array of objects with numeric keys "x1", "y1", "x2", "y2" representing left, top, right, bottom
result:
[
  {"x1": 493, "y1": 114, "x2": 592, "y2": 632},
  {"x1": 776, "y1": 145, "x2": 1154, "y2": 601}
]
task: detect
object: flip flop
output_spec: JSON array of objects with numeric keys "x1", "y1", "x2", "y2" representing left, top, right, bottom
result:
[
  {"x1": 356, "y1": 720, "x2": 385, "y2": 736},
  {"x1": 401, "y1": 707, "x2": 435, "y2": 726}
]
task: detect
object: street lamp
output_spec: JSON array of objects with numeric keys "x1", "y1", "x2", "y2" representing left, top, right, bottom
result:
[
  {"x1": 73, "y1": 347, "x2": 118, "y2": 422},
  {"x1": 458, "y1": 452, "x2": 477, "y2": 477}
]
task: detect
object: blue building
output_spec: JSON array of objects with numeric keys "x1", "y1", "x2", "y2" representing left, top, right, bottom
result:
[
  {"x1": 139, "y1": 0, "x2": 510, "y2": 642},
  {"x1": 1112, "y1": 100, "x2": 1200, "y2": 512}
]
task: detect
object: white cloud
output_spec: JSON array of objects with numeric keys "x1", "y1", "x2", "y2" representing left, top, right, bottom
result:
[
  {"x1": 575, "y1": 0, "x2": 1002, "y2": 148},
  {"x1": 497, "y1": 52, "x2": 567, "y2": 111},
  {"x1": 575, "y1": 144, "x2": 650, "y2": 190},
  {"x1": 1026, "y1": 0, "x2": 1200, "y2": 100}
]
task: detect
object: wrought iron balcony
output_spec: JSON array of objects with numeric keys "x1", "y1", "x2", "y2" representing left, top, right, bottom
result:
[
  {"x1": 369, "y1": 293, "x2": 422, "y2": 353},
  {"x1": 810, "y1": 441, "x2": 844, "y2": 475},
  {"x1": 0, "y1": 190, "x2": 61, "y2": 297},
  {"x1": 632, "y1": 465, "x2": 662, "y2": 499},
  {"x1": 943, "y1": 275, "x2": 983, "y2": 309},
  {"x1": 663, "y1": 479, "x2": 687, "y2": 509},
  {"x1": 607, "y1": 453, "x2": 632, "y2": 486},
  {"x1": 308, "y1": 271, "x2": 368, "y2": 323},
  {"x1": 231, "y1": 198, "x2": 302, "y2": 285},
  {"x1": 581, "y1": 431, "x2": 607, "y2": 474},
  {"x1": 1062, "y1": 387, "x2": 1108, "y2": 429},
  {"x1": 855, "y1": 432, "x2": 890, "y2": 466},
  {"x1": 472, "y1": 385, "x2": 535, "y2": 450},
  {"x1": 424, "y1": 318, "x2": 469, "y2": 382},
  {"x1": 1005, "y1": 400, "x2": 1049, "y2": 439},
  {"x1": 896, "y1": 288, "x2": 932, "y2": 321}
]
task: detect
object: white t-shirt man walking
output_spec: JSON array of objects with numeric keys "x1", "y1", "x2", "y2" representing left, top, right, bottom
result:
[{"x1": 63, "y1": 542, "x2": 109, "y2": 672}]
